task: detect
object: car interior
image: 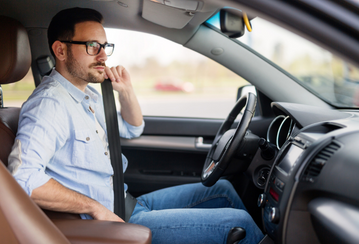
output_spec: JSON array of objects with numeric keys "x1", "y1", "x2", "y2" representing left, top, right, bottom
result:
[{"x1": 0, "y1": 0, "x2": 359, "y2": 243}]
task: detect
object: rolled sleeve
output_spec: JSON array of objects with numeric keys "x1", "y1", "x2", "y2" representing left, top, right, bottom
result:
[
  {"x1": 8, "y1": 95, "x2": 67, "y2": 196},
  {"x1": 117, "y1": 111, "x2": 144, "y2": 139},
  {"x1": 8, "y1": 139, "x2": 52, "y2": 196}
]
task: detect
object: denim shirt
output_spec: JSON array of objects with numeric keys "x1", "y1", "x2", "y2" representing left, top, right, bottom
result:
[{"x1": 8, "y1": 69, "x2": 144, "y2": 219}]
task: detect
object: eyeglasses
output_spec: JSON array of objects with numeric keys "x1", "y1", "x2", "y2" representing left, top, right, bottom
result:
[{"x1": 60, "y1": 40, "x2": 115, "y2": 56}]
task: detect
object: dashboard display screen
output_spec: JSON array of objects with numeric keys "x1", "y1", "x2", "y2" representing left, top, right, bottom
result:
[{"x1": 278, "y1": 145, "x2": 303, "y2": 173}]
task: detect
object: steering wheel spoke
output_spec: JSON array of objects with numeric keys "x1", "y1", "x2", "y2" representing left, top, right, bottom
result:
[{"x1": 203, "y1": 160, "x2": 219, "y2": 179}]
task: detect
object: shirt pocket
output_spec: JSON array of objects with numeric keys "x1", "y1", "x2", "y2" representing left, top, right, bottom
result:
[{"x1": 72, "y1": 129, "x2": 102, "y2": 170}]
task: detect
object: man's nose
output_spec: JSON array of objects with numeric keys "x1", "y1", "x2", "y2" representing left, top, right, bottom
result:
[{"x1": 96, "y1": 47, "x2": 108, "y2": 62}]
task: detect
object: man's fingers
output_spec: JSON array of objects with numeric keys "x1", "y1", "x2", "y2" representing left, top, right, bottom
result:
[
  {"x1": 111, "y1": 66, "x2": 125, "y2": 83},
  {"x1": 105, "y1": 66, "x2": 120, "y2": 82},
  {"x1": 104, "y1": 66, "x2": 114, "y2": 81},
  {"x1": 92, "y1": 203, "x2": 125, "y2": 222},
  {"x1": 110, "y1": 67, "x2": 119, "y2": 82},
  {"x1": 105, "y1": 66, "x2": 130, "y2": 88},
  {"x1": 116, "y1": 65, "x2": 123, "y2": 77}
]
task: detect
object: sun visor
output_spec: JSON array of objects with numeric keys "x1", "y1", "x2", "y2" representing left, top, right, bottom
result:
[{"x1": 142, "y1": 0, "x2": 201, "y2": 29}]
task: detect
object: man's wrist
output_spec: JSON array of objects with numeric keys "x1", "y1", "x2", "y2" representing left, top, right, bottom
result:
[{"x1": 84, "y1": 197, "x2": 102, "y2": 218}]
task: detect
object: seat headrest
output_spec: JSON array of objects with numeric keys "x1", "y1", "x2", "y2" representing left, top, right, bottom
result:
[{"x1": 0, "y1": 16, "x2": 32, "y2": 85}]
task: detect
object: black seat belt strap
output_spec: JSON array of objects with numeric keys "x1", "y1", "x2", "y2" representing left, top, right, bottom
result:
[{"x1": 101, "y1": 79, "x2": 125, "y2": 219}]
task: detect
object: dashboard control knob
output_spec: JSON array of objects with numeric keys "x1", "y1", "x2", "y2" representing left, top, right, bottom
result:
[
  {"x1": 257, "y1": 168, "x2": 269, "y2": 187},
  {"x1": 269, "y1": 207, "x2": 280, "y2": 224},
  {"x1": 258, "y1": 138, "x2": 276, "y2": 160},
  {"x1": 257, "y1": 193, "x2": 266, "y2": 208}
]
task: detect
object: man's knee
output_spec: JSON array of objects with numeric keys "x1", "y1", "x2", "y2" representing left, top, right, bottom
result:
[
  {"x1": 215, "y1": 179, "x2": 233, "y2": 190},
  {"x1": 215, "y1": 179, "x2": 238, "y2": 197}
]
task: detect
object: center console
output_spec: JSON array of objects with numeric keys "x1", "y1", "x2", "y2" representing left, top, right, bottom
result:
[{"x1": 258, "y1": 135, "x2": 312, "y2": 242}]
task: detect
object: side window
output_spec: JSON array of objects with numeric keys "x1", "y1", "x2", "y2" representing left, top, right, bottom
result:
[
  {"x1": 1, "y1": 68, "x2": 35, "y2": 107},
  {"x1": 105, "y1": 29, "x2": 249, "y2": 119}
]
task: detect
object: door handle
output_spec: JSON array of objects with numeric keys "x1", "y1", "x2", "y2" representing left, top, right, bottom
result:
[{"x1": 195, "y1": 137, "x2": 212, "y2": 149}]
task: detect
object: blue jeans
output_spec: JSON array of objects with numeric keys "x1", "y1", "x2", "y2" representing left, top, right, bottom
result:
[{"x1": 129, "y1": 179, "x2": 264, "y2": 244}]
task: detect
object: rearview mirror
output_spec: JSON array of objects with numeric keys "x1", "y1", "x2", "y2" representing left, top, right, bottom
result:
[{"x1": 220, "y1": 8, "x2": 245, "y2": 38}]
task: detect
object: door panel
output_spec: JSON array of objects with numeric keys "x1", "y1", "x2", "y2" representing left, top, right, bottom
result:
[{"x1": 123, "y1": 115, "x2": 273, "y2": 197}]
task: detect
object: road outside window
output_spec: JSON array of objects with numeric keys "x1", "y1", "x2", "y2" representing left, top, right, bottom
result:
[{"x1": 104, "y1": 29, "x2": 249, "y2": 119}]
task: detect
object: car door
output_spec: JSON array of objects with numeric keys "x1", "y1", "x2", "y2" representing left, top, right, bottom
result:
[{"x1": 123, "y1": 114, "x2": 273, "y2": 197}]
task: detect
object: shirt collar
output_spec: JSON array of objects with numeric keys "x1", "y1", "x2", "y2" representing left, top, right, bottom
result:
[{"x1": 50, "y1": 69, "x2": 98, "y2": 103}]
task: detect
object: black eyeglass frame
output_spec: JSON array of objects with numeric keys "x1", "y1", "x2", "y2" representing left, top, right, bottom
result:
[{"x1": 60, "y1": 40, "x2": 115, "y2": 56}]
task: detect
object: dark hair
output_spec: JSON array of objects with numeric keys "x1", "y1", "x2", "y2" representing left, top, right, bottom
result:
[{"x1": 47, "y1": 7, "x2": 103, "y2": 57}]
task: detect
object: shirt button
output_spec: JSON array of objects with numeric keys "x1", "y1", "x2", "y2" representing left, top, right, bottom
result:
[
  {"x1": 86, "y1": 137, "x2": 90, "y2": 141},
  {"x1": 104, "y1": 152, "x2": 108, "y2": 156},
  {"x1": 85, "y1": 96, "x2": 89, "y2": 100},
  {"x1": 96, "y1": 130, "x2": 98, "y2": 134}
]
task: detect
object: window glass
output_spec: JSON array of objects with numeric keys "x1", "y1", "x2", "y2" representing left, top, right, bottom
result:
[
  {"x1": 103, "y1": 29, "x2": 249, "y2": 119},
  {"x1": 244, "y1": 18, "x2": 359, "y2": 108},
  {"x1": 207, "y1": 12, "x2": 359, "y2": 108},
  {"x1": 2, "y1": 68, "x2": 35, "y2": 107}
]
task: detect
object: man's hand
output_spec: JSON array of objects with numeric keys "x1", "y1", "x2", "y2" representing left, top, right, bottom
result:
[
  {"x1": 104, "y1": 65, "x2": 143, "y2": 127},
  {"x1": 90, "y1": 202, "x2": 125, "y2": 222},
  {"x1": 104, "y1": 65, "x2": 132, "y2": 93}
]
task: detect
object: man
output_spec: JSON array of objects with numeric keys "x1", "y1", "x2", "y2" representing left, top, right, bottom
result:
[{"x1": 8, "y1": 7, "x2": 263, "y2": 244}]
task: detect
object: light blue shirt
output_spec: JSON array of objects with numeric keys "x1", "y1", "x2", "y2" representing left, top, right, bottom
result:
[{"x1": 8, "y1": 69, "x2": 144, "y2": 219}]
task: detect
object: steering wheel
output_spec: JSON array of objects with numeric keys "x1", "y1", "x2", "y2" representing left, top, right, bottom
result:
[{"x1": 201, "y1": 92, "x2": 257, "y2": 187}]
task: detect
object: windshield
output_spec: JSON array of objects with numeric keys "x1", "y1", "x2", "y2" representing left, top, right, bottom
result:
[{"x1": 207, "y1": 13, "x2": 359, "y2": 108}]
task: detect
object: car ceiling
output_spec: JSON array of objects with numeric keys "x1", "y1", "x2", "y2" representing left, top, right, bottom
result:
[
  {"x1": 0, "y1": 0, "x2": 216, "y2": 44},
  {"x1": 1, "y1": 0, "x2": 358, "y2": 66}
]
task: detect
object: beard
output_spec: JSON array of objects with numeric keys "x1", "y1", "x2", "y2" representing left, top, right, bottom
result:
[{"x1": 65, "y1": 47, "x2": 106, "y2": 84}]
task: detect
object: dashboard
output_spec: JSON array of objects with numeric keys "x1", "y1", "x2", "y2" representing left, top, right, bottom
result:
[{"x1": 258, "y1": 102, "x2": 359, "y2": 244}]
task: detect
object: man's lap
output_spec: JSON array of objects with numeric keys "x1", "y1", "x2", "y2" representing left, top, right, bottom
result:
[
  {"x1": 128, "y1": 179, "x2": 264, "y2": 244},
  {"x1": 133, "y1": 179, "x2": 245, "y2": 210},
  {"x1": 129, "y1": 206, "x2": 260, "y2": 244}
]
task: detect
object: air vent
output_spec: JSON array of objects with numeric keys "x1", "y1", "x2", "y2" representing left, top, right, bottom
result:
[{"x1": 302, "y1": 142, "x2": 340, "y2": 182}]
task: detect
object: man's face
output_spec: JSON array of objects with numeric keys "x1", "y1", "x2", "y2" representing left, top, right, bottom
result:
[{"x1": 65, "y1": 21, "x2": 108, "y2": 84}]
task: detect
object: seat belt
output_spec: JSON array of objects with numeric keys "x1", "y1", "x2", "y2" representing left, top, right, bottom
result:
[{"x1": 101, "y1": 79, "x2": 125, "y2": 220}]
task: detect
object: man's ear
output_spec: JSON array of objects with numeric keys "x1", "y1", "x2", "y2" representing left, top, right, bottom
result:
[{"x1": 52, "y1": 41, "x2": 67, "y2": 61}]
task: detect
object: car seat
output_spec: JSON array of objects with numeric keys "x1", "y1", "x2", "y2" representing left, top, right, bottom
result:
[{"x1": 0, "y1": 15, "x2": 27, "y2": 167}]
